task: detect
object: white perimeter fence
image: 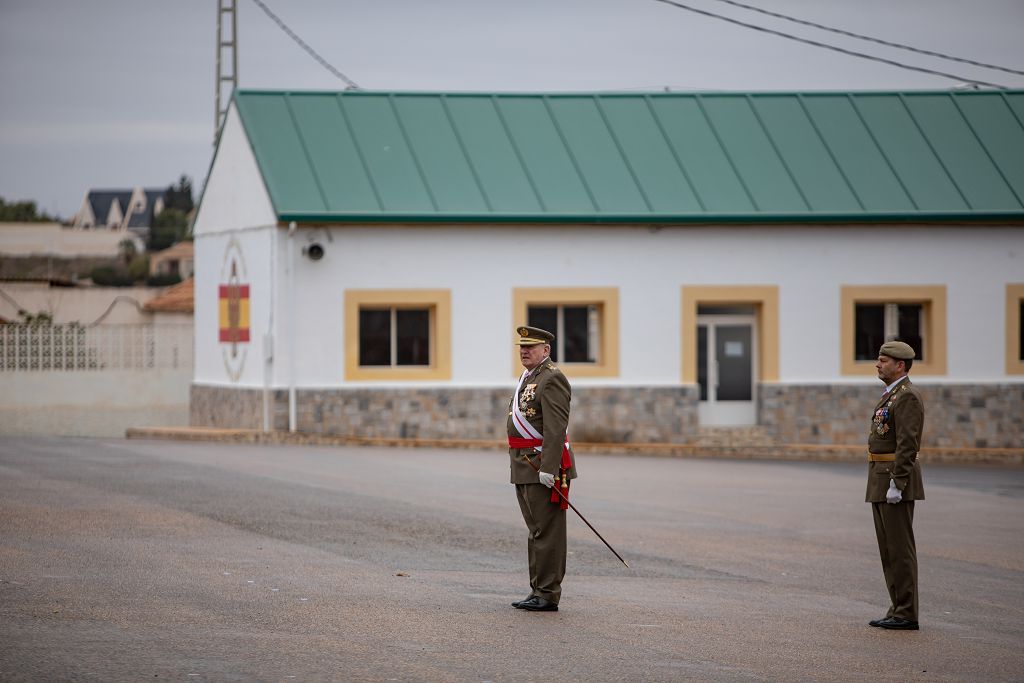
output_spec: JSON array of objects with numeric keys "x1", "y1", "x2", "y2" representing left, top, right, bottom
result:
[{"x1": 0, "y1": 323, "x2": 193, "y2": 437}]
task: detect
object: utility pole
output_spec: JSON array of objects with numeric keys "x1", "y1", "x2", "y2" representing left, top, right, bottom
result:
[{"x1": 215, "y1": 0, "x2": 238, "y2": 145}]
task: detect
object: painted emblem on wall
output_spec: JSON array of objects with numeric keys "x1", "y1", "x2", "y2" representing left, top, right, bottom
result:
[{"x1": 219, "y1": 238, "x2": 249, "y2": 382}]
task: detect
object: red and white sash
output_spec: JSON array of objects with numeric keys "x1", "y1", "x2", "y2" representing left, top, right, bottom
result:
[
  {"x1": 508, "y1": 368, "x2": 572, "y2": 508},
  {"x1": 510, "y1": 369, "x2": 544, "y2": 445}
]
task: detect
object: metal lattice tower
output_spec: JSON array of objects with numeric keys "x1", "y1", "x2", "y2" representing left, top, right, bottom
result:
[{"x1": 215, "y1": 0, "x2": 238, "y2": 145}]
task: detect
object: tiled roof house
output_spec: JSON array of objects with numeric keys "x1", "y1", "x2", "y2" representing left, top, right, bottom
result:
[{"x1": 73, "y1": 187, "x2": 166, "y2": 238}]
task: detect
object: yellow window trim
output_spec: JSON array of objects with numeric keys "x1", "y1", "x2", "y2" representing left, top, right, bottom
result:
[
  {"x1": 1008, "y1": 284, "x2": 1024, "y2": 375},
  {"x1": 681, "y1": 286, "x2": 779, "y2": 384},
  {"x1": 840, "y1": 285, "x2": 947, "y2": 376},
  {"x1": 512, "y1": 287, "x2": 619, "y2": 378},
  {"x1": 344, "y1": 289, "x2": 451, "y2": 381}
]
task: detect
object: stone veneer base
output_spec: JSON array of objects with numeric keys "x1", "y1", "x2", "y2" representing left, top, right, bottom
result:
[
  {"x1": 759, "y1": 383, "x2": 1024, "y2": 449},
  {"x1": 190, "y1": 384, "x2": 700, "y2": 444},
  {"x1": 191, "y1": 382, "x2": 1023, "y2": 450}
]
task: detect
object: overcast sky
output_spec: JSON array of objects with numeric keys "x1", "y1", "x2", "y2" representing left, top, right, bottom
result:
[{"x1": 1, "y1": 0, "x2": 1022, "y2": 219}]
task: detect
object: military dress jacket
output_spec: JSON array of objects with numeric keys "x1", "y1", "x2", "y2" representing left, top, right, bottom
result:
[
  {"x1": 866, "y1": 377, "x2": 925, "y2": 502},
  {"x1": 507, "y1": 359, "x2": 578, "y2": 485}
]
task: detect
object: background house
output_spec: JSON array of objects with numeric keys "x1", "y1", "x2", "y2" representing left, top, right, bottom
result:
[
  {"x1": 190, "y1": 89, "x2": 1024, "y2": 451},
  {"x1": 149, "y1": 241, "x2": 194, "y2": 281},
  {"x1": 72, "y1": 187, "x2": 166, "y2": 240}
]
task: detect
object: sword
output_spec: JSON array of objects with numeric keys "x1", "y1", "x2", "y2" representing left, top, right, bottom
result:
[{"x1": 522, "y1": 454, "x2": 630, "y2": 569}]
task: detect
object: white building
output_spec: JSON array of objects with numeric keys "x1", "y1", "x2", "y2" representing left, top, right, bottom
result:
[{"x1": 191, "y1": 89, "x2": 1024, "y2": 451}]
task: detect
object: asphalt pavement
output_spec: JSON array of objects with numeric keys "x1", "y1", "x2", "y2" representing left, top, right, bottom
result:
[{"x1": 1, "y1": 436, "x2": 1022, "y2": 682}]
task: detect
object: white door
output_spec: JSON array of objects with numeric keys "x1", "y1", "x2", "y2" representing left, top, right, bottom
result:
[{"x1": 697, "y1": 314, "x2": 757, "y2": 426}]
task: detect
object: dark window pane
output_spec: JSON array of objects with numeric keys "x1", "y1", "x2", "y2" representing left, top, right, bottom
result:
[
  {"x1": 396, "y1": 308, "x2": 430, "y2": 366},
  {"x1": 527, "y1": 306, "x2": 558, "y2": 361},
  {"x1": 896, "y1": 304, "x2": 923, "y2": 361},
  {"x1": 359, "y1": 309, "x2": 391, "y2": 366},
  {"x1": 855, "y1": 304, "x2": 885, "y2": 360},
  {"x1": 562, "y1": 305, "x2": 593, "y2": 363},
  {"x1": 697, "y1": 325, "x2": 708, "y2": 401}
]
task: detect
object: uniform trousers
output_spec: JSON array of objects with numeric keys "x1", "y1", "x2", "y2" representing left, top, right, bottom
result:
[
  {"x1": 516, "y1": 483, "x2": 567, "y2": 605},
  {"x1": 872, "y1": 500, "x2": 918, "y2": 621}
]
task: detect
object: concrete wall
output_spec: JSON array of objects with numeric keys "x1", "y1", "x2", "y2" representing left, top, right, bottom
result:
[
  {"x1": 0, "y1": 283, "x2": 160, "y2": 324},
  {"x1": 0, "y1": 321, "x2": 193, "y2": 438},
  {"x1": 0, "y1": 369, "x2": 191, "y2": 438},
  {"x1": 0, "y1": 222, "x2": 139, "y2": 257}
]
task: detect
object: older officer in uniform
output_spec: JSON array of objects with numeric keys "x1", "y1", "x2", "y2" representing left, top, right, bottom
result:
[
  {"x1": 507, "y1": 325, "x2": 577, "y2": 612},
  {"x1": 866, "y1": 340, "x2": 925, "y2": 630}
]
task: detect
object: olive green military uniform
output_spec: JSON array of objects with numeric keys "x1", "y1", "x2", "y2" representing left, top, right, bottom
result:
[
  {"x1": 508, "y1": 357, "x2": 577, "y2": 606},
  {"x1": 866, "y1": 375, "x2": 925, "y2": 622}
]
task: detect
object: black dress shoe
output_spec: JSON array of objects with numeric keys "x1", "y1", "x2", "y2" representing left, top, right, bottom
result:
[
  {"x1": 518, "y1": 596, "x2": 558, "y2": 612},
  {"x1": 511, "y1": 595, "x2": 535, "y2": 608},
  {"x1": 868, "y1": 617, "x2": 889, "y2": 627},
  {"x1": 877, "y1": 617, "x2": 919, "y2": 630}
]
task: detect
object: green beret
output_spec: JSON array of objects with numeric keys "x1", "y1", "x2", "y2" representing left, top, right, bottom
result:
[
  {"x1": 879, "y1": 341, "x2": 915, "y2": 360},
  {"x1": 516, "y1": 325, "x2": 554, "y2": 346}
]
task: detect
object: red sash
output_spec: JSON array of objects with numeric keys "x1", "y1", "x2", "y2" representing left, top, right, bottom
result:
[{"x1": 507, "y1": 435, "x2": 573, "y2": 509}]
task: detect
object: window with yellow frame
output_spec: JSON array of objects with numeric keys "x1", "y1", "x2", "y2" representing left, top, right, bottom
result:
[
  {"x1": 840, "y1": 285, "x2": 946, "y2": 376},
  {"x1": 344, "y1": 289, "x2": 451, "y2": 381},
  {"x1": 512, "y1": 288, "x2": 619, "y2": 378}
]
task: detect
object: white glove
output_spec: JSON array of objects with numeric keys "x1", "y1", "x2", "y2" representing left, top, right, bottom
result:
[
  {"x1": 886, "y1": 478, "x2": 902, "y2": 504},
  {"x1": 538, "y1": 471, "x2": 555, "y2": 488}
]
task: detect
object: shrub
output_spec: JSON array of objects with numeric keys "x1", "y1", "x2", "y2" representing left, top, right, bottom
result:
[{"x1": 90, "y1": 266, "x2": 135, "y2": 287}]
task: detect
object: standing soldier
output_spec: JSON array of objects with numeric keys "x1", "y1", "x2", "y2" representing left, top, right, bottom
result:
[
  {"x1": 866, "y1": 340, "x2": 925, "y2": 630},
  {"x1": 507, "y1": 325, "x2": 577, "y2": 612}
]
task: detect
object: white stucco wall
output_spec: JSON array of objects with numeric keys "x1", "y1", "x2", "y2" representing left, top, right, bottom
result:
[
  {"x1": 194, "y1": 221, "x2": 1024, "y2": 390},
  {"x1": 285, "y1": 224, "x2": 1023, "y2": 387},
  {"x1": 192, "y1": 228, "x2": 273, "y2": 386},
  {"x1": 193, "y1": 104, "x2": 276, "y2": 238},
  {"x1": 192, "y1": 101, "x2": 277, "y2": 387}
]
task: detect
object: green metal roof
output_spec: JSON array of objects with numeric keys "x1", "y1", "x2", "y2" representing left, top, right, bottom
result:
[{"x1": 232, "y1": 89, "x2": 1024, "y2": 224}]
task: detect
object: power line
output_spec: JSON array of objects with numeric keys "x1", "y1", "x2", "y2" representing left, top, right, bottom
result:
[
  {"x1": 649, "y1": 0, "x2": 1007, "y2": 89},
  {"x1": 710, "y1": 0, "x2": 1024, "y2": 77},
  {"x1": 248, "y1": 0, "x2": 360, "y2": 89}
]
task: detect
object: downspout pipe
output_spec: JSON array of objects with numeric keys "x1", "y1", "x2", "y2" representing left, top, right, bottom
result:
[
  {"x1": 287, "y1": 221, "x2": 297, "y2": 432},
  {"x1": 263, "y1": 225, "x2": 275, "y2": 431}
]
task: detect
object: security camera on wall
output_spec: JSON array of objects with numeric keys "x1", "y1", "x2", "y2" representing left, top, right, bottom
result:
[{"x1": 302, "y1": 243, "x2": 324, "y2": 261}]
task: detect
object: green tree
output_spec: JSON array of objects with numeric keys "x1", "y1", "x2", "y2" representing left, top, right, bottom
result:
[
  {"x1": 148, "y1": 208, "x2": 189, "y2": 251},
  {"x1": 118, "y1": 238, "x2": 137, "y2": 266},
  {"x1": 128, "y1": 254, "x2": 149, "y2": 281},
  {"x1": 0, "y1": 196, "x2": 57, "y2": 222},
  {"x1": 163, "y1": 175, "x2": 194, "y2": 213},
  {"x1": 90, "y1": 265, "x2": 135, "y2": 287}
]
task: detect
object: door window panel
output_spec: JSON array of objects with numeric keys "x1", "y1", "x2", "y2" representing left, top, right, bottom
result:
[{"x1": 715, "y1": 325, "x2": 753, "y2": 401}]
